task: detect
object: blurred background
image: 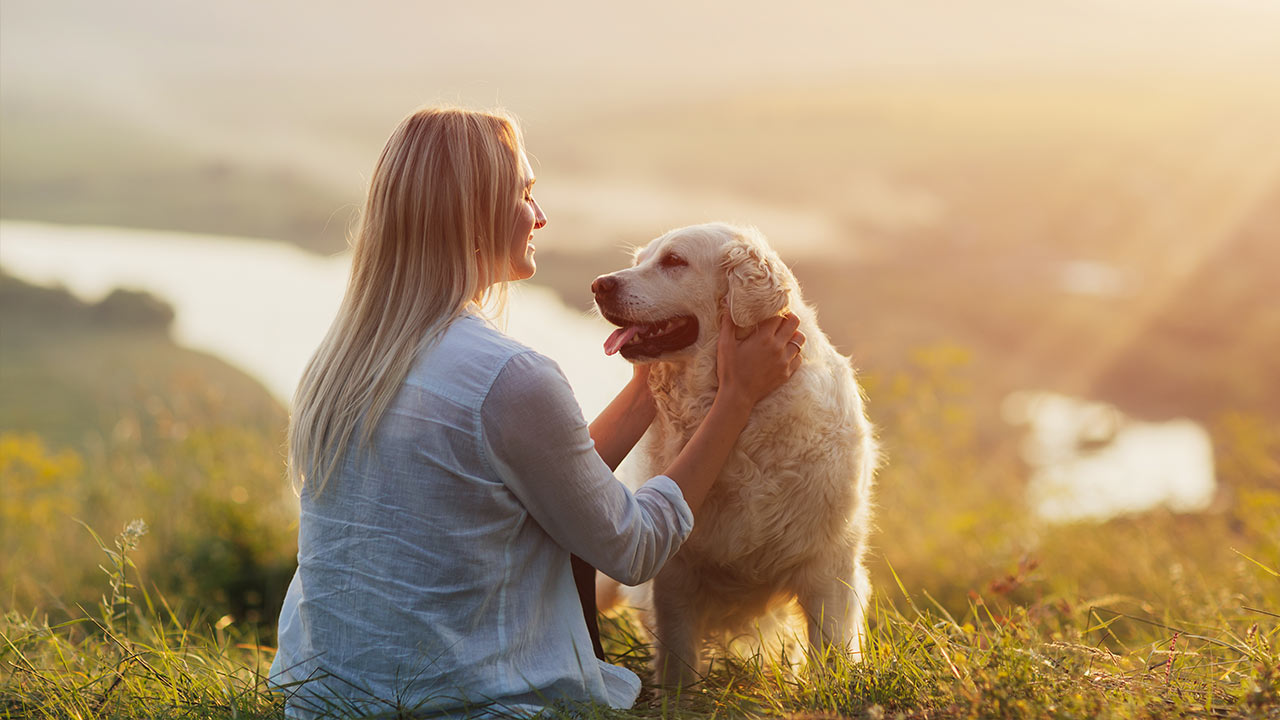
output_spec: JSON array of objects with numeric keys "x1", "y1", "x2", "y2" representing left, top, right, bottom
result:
[{"x1": 2, "y1": 0, "x2": 1277, "y2": 631}]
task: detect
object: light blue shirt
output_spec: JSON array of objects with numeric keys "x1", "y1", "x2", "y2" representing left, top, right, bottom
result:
[{"x1": 270, "y1": 313, "x2": 693, "y2": 718}]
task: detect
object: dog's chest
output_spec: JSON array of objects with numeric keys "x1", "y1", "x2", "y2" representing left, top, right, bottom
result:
[{"x1": 647, "y1": 366, "x2": 863, "y2": 580}]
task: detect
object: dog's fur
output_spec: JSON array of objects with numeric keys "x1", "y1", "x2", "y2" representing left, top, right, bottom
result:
[{"x1": 593, "y1": 222, "x2": 878, "y2": 687}]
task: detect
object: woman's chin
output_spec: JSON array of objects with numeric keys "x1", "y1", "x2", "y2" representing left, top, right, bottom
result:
[{"x1": 510, "y1": 262, "x2": 536, "y2": 281}]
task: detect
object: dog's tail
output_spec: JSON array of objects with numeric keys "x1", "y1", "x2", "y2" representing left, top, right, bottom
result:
[
  {"x1": 596, "y1": 574, "x2": 623, "y2": 611},
  {"x1": 597, "y1": 575, "x2": 655, "y2": 619}
]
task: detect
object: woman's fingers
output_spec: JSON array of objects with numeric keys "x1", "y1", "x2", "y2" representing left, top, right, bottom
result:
[
  {"x1": 723, "y1": 313, "x2": 799, "y2": 340},
  {"x1": 752, "y1": 312, "x2": 796, "y2": 338},
  {"x1": 775, "y1": 312, "x2": 801, "y2": 340},
  {"x1": 720, "y1": 311, "x2": 756, "y2": 343},
  {"x1": 716, "y1": 312, "x2": 805, "y2": 405},
  {"x1": 786, "y1": 330, "x2": 805, "y2": 356},
  {"x1": 730, "y1": 313, "x2": 803, "y2": 359}
]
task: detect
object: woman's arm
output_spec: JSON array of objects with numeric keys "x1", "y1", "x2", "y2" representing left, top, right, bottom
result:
[
  {"x1": 580, "y1": 366, "x2": 653, "y2": 660},
  {"x1": 481, "y1": 313, "x2": 803, "y2": 585},
  {"x1": 588, "y1": 364, "x2": 656, "y2": 471},
  {"x1": 482, "y1": 356, "x2": 692, "y2": 585}
]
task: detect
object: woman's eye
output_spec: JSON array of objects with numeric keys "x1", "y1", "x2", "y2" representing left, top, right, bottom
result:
[{"x1": 660, "y1": 254, "x2": 687, "y2": 269}]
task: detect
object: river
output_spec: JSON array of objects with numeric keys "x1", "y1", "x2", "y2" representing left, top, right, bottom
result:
[{"x1": 0, "y1": 220, "x2": 630, "y2": 419}]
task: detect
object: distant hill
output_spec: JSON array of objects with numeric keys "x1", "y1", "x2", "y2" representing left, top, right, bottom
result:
[
  {"x1": 0, "y1": 271, "x2": 286, "y2": 446},
  {"x1": 0, "y1": 108, "x2": 356, "y2": 253}
]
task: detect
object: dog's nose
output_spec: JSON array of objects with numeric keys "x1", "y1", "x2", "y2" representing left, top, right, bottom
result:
[{"x1": 591, "y1": 275, "x2": 618, "y2": 297}]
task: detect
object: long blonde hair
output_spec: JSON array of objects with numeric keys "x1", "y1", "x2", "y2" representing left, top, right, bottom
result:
[{"x1": 289, "y1": 107, "x2": 527, "y2": 493}]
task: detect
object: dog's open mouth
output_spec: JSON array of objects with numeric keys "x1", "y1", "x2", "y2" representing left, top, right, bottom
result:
[{"x1": 602, "y1": 315, "x2": 700, "y2": 359}]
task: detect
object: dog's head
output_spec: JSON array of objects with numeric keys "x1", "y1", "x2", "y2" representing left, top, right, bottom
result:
[{"x1": 592, "y1": 222, "x2": 793, "y2": 361}]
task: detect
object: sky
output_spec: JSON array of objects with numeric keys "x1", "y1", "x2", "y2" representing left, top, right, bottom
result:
[{"x1": 5, "y1": 0, "x2": 1280, "y2": 91}]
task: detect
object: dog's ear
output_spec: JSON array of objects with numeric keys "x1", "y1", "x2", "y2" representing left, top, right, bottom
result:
[{"x1": 721, "y1": 233, "x2": 791, "y2": 327}]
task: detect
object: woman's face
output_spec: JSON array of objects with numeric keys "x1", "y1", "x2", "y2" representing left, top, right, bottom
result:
[{"x1": 508, "y1": 152, "x2": 547, "y2": 281}]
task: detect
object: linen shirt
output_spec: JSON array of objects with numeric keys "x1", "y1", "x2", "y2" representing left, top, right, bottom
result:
[{"x1": 270, "y1": 313, "x2": 693, "y2": 718}]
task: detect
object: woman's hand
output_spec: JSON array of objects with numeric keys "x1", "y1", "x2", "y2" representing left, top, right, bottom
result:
[{"x1": 716, "y1": 312, "x2": 804, "y2": 410}]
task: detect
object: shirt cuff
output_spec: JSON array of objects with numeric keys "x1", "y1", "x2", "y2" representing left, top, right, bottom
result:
[{"x1": 635, "y1": 474, "x2": 695, "y2": 542}]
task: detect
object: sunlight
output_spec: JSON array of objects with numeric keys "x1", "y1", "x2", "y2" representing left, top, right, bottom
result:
[{"x1": 1001, "y1": 114, "x2": 1280, "y2": 400}]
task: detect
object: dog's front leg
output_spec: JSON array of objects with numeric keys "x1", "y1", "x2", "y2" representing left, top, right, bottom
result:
[
  {"x1": 845, "y1": 561, "x2": 871, "y2": 660},
  {"x1": 798, "y1": 556, "x2": 868, "y2": 659},
  {"x1": 650, "y1": 557, "x2": 703, "y2": 690}
]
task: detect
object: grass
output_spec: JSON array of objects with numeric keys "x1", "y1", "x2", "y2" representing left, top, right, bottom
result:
[
  {"x1": 2, "y1": 523, "x2": 282, "y2": 720},
  {"x1": 3, "y1": 350, "x2": 1277, "y2": 718},
  {"x1": 2, "y1": 278, "x2": 1276, "y2": 718},
  {"x1": 2, "y1": 522, "x2": 1276, "y2": 719}
]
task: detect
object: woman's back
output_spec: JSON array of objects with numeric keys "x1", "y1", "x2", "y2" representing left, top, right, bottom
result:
[{"x1": 272, "y1": 314, "x2": 654, "y2": 718}]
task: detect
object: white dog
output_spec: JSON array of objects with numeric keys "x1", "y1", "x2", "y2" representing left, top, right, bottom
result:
[{"x1": 592, "y1": 222, "x2": 878, "y2": 687}]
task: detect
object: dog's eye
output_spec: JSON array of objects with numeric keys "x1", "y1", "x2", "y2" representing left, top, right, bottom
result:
[{"x1": 659, "y1": 253, "x2": 687, "y2": 269}]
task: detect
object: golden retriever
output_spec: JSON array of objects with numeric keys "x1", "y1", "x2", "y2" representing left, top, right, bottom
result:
[{"x1": 592, "y1": 222, "x2": 878, "y2": 687}]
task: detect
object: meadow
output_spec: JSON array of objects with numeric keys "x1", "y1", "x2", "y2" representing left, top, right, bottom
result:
[{"x1": 2, "y1": 280, "x2": 1276, "y2": 718}]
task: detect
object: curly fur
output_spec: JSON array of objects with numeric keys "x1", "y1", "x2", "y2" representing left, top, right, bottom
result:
[{"x1": 594, "y1": 222, "x2": 879, "y2": 687}]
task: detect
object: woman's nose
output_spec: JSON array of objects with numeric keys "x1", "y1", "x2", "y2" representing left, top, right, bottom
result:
[{"x1": 533, "y1": 200, "x2": 547, "y2": 229}]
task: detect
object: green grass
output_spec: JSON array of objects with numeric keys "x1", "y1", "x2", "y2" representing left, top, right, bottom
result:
[
  {"x1": 3, "y1": 521, "x2": 1275, "y2": 719},
  {"x1": 2, "y1": 524, "x2": 282, "y2": 720},
  {"x1": 2, "y1": 274, "x2": 1277, "y2": 719},
  {"x1": 3, "y1": 346, "x2": 1276, "y2": 719}
]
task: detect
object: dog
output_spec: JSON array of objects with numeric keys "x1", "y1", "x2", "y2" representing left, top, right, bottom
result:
[{"x1": 592, "y1": 222, "x2": 878, "y2": 687}]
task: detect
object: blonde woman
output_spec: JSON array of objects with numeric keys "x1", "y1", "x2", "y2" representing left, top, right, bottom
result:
[{"x1": 269, "y1": 107, "x2": 803, "y2": 718}]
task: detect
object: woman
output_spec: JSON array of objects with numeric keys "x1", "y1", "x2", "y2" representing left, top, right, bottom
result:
[{"x1": 270, "y1": 107, "x2": 803, "y2": 718}]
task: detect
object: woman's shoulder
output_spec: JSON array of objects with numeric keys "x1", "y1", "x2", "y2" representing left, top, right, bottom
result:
[
  {"x1": 446, "y1": 313, "x2": 535, "y2": 357},
  {"x1": 449, "y1": 313, "x2": 564, "y2": 372},
  {"x1": 451, "y1": 316, "x2": 575, "y2": 400},
  {"x1": 407, "y1": 313, "x2": 557, "y2": 389}
]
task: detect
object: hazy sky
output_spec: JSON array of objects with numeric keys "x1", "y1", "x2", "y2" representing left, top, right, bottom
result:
[
  {"x1": 5, "y1": 0, "x2": 1280, "y2": 92},
  {"x1": 7, "y1": 0, "x2": 1276, "y2": 194}
]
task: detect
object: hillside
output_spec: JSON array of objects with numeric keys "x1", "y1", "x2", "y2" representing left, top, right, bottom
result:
[
  {"x1": 0, "y1": 272, "x2": 295, "y2": 624},
  {"x1": 0, "y1": 271, "x2": 286, "y2": 445}
]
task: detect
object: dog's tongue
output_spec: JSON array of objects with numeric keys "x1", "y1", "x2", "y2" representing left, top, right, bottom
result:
[{"x1": 604, "y1": 326, "x2": 641, "y2": 356}]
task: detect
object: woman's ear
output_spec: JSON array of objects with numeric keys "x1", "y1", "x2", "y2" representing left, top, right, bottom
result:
[{"x1": 721, "y1": 233, "x2": 791, "y2": 327}]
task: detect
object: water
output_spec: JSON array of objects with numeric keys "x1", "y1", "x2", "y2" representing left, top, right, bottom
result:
[
  {"x1": 0, "y1": 221, "x2": 630, "y2": 419},
  {"x1": 1003, "y1": 390, "x2": 1216, "y2": 522}
]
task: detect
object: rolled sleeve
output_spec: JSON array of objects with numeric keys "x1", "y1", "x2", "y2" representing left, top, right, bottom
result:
[{"x1": 480, "y1": 351, "x2": 693, "y2": 584}]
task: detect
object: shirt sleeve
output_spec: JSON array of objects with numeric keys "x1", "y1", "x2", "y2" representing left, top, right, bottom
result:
[{"x1": 480, "y1": 350, "x2": 693, "y2": 585}]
